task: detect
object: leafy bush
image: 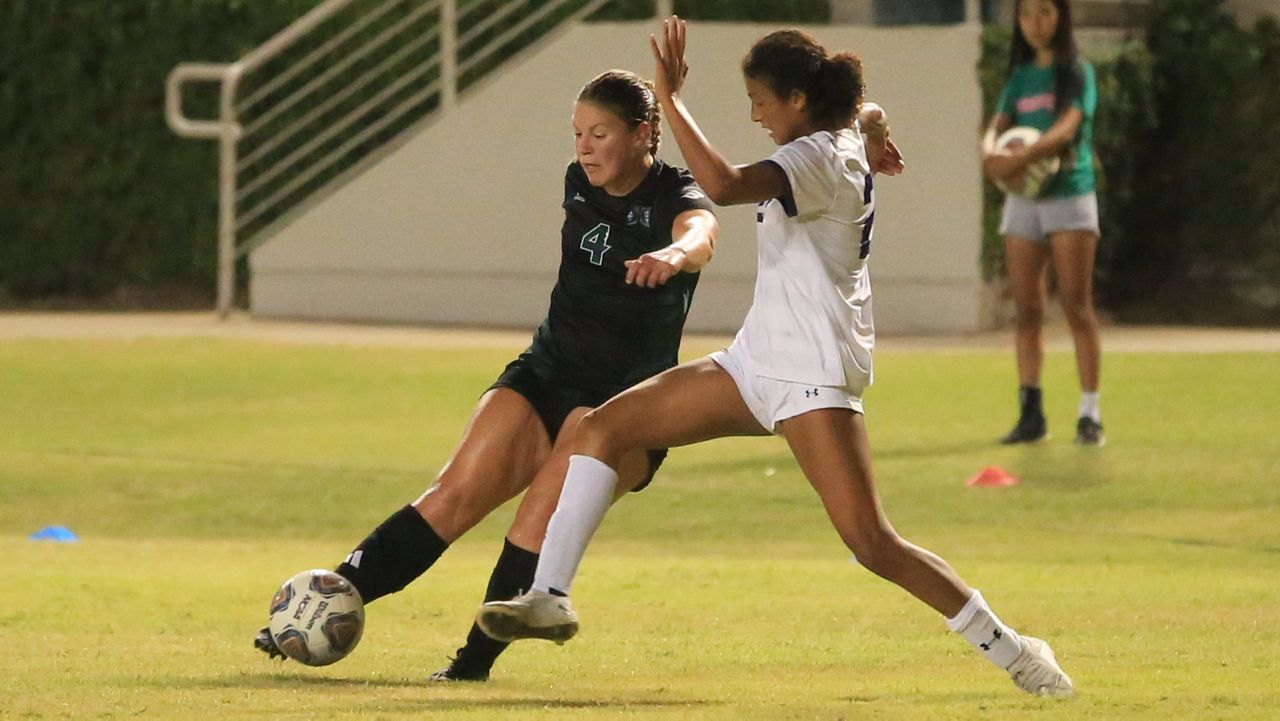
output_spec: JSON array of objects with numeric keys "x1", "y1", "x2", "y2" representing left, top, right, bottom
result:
[
  {"x1": 0, "y1": 0, "x2": 313, "y2": 301},
  {"x1": 1113, "y1": 0, "x2": 1280, "y2": 322}
]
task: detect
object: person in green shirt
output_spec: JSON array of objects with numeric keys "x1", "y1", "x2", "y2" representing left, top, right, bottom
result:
[{"x1": 982, "y1": 0, "x2": 1105, "y2": 447}]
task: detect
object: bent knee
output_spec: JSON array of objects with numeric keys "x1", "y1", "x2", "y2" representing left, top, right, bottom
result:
[
  {"x1": 846, "y1": 530, "x2": 907, "y2": 578},
  {"x1": 572, "y1": 408, "x2": 631, "y2": 459},
  {"x1": 417, "y1": 478, "x2": 510, "y2": 537}
]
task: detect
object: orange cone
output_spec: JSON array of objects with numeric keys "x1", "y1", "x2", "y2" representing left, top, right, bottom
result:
[{"x1": 966, "y1": 466, "x2": 1020, "y2": 487}]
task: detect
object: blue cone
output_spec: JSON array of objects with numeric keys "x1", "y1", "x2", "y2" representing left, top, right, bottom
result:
[{"x1": 29, "y1": 525, "x2": 79, "y2": 543}]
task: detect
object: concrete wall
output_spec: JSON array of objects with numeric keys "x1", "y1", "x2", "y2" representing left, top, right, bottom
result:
[{"x1": 251, "y1": 21, "x2": 985, "y2": 334}]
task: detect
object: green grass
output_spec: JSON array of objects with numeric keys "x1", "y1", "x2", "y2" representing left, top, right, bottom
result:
[{"x1": 2, "y1": 335, "x2": 1278, "y2": 719}]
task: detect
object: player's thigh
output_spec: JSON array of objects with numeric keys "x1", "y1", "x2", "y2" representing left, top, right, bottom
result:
[
  {"x1": 506, "y1": 407, "x2": 587, "y2": 549},
  {"x1": 577, "y1": 357, "x2": 768, "y2": 460},
  {"x1": 505, "y1": 406, "x2": 652, "y2": 549},
  {"x1": 417, "y1": 388, "x2": 550, "y2": 513},
  {"x1": 1004, "y1": 236, "x2": 1051, "y2": 307},
  {"x1": 779, "y1": 409, "x2": 892, "y2": 541},
  {"x1": 1049, "y1": 229, "x2": 1099, "y2": 305}
]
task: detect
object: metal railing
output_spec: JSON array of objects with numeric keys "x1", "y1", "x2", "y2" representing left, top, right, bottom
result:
[{"x1": 167, "y1": 0, "x2": 608, "y2": 317}]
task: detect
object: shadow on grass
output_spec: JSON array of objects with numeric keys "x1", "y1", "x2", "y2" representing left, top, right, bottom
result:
[
  {"x1": 681, "y1": 440, "x2": 991, "y2": 471},
  {"x1": 874, "y1": 441, "x2": 996, "y2": 462},
  {"x1": 148, "y1": 673, "x2": 428, "y2": 690},
  {"x1": 147, "y1": 674, "x2": 720, "y2": 710},
  {"x1": 330, "y1": 697, "x2": 723, "y2": 712}
]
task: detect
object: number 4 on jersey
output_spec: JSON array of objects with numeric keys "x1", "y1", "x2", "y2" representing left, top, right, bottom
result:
[{"x1": 580, "y1": 223, "x2": 612, "y2": 266}]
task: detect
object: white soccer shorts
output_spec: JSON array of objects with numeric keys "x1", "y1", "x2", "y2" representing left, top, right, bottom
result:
[{"x1": 710, "y1": 341, "x2": 864, "y2": 434}]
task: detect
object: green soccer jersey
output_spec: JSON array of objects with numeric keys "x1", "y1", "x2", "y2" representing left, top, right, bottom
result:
[{"x1": 996, "y1": 60, "x2": 1097, "y2": 198}]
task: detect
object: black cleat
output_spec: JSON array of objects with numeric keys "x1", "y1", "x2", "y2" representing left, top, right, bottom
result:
[
  {"x1": 999, "y1": 413, "x2": 1047, "y2": 444},
  {"x1": 427, "y1": 655, "x2": 491, "y2": 682},
  {"x1": 1074, "y1": 416, "x2": 1105, "y2": 446},
  {"x1": 254, "y1": 626, "x2": 288, "y2": 661}
]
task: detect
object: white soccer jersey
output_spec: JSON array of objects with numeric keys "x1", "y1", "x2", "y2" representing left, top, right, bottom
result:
[{"x1": 732, "y1": 126, "x2": 876, "y2": 390}]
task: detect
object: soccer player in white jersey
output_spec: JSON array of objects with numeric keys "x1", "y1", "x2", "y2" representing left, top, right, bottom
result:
[{"x1": 477, "y1": 19, "x2": 1074, "y2": 697}]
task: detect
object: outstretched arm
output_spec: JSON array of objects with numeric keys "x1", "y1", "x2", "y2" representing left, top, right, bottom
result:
[
  {"x1": 624, "y1": 208, "x2": 718, "y2": 288},
  {"x1": 650, "y1": 17, "x2": 789, "y2": 207}
]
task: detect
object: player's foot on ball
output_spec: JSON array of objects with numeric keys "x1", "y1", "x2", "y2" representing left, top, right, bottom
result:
[
  {"x1": 999, "y1": 413, "x2": 1047, "y2": 444},
  {"x1": 253, "y1": 626, "x2": 287, "y2": 661},
  {"x1": 427, "y1": 655, "x2": 491, "y2": 682},
  {"x1": 1007, "y1": 636, "x2": 1073, "y2": 697},
  {"x1": 1074, "y1": 416, "x2": 1105, "y2": 446},
  {"x1": 477, "y1": 589, "x2": 578, "y2": 644}
]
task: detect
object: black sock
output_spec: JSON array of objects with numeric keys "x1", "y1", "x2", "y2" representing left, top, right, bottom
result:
[
  {"x1": 335, "y1": 505, "x2": 449, "y2": 604},
  {"x1": 1018, "y1": 385, "x2": 1043, "y2": 418},
  {"x1": 453, "y1": 538, "x2": 539, "y2": 671}
]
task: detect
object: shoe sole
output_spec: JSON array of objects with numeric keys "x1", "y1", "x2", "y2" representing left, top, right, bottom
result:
[{"x1": 477, "y1": 607, "x2": 578, "y2": 645}]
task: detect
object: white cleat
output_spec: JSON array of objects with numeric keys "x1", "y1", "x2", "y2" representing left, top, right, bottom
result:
[
  {"x1": 476, "y1": 590, "x2": 579, "y2": 644},
  {"x1": 1007, "y1": 636, "x2": 1074, "y2": 697}
]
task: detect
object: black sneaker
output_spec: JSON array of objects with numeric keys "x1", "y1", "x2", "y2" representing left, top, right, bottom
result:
[
  {"x1": 1074, "y1": 417, "x2": 1105, "y2": 446},
  {"x1": 999, "y1": 414, "x2": 1047, "y2": 444},
  {"x1": 254, "y1": 626, "x2": 288, "y2": 661},
  {"x1": 428, "y1": 656, "x2": 491, "y2": 682}
]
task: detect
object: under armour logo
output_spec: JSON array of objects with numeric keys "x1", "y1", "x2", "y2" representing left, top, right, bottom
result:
[
  {"x1": 805, "y1": 388, "x2": 819, "y2": 398},
  {"x1": 980, "y1": 627, "x2": 1003, "y2": 651}
]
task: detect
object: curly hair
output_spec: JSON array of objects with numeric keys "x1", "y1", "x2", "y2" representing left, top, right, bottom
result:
[{"x1": 742, "y1": 29, "x2": 865, "y2": 130}]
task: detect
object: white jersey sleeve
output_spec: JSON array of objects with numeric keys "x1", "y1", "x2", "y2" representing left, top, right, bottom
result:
[{"x1": 766, "y1": 131, "x2": 871, "y2": 224}]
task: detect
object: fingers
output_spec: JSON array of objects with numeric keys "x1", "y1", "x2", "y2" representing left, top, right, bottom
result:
[
  {"x1": 885, "y1": 137, "x2": 905, "y2": 171},
  {"x1": 660, "y1": 16, "x2": 685, "y2": 64},
  {"x1": 666, "y1": 17, "x2": 679, "y2": 64},
  {"x1": 623, "y1": 258, "x2": 676, "y2": 288}
]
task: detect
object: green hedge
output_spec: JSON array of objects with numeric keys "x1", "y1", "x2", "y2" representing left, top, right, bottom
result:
[
  {"x1": 1116, "y1": 0, "x2": 1280, "y2": 323},
  {"x1": 0, "y1": 0, "x2": 317, "y2": 301},
  {"x1": 980, "y1": 1, "x2": 1280, "y2": 323}
]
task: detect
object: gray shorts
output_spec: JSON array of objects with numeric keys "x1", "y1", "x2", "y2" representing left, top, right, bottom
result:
[{"x1": 999, "y1": 192, "x2": 1099, "y2": 242}]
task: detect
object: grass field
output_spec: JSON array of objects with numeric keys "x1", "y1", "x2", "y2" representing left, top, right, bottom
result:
[{"x1": 2, "y1": 330, "x2": 1278, "y2": 719}]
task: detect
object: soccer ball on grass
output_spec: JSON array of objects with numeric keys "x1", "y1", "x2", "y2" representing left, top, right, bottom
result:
[{"x1": 266, "y1": 569, "x2": 364, "y2": 666}]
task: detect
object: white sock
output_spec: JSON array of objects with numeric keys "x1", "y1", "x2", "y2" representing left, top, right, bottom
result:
[
  {"x1": 946, "y1": 590, "x2": 1024, "y2": 670},
  {"x1": 1078, "y1": 391, "x2": 1101, "y2": 422},
  {"x1": 532, "y1": 454, "x2": 618, "y2": 595}
]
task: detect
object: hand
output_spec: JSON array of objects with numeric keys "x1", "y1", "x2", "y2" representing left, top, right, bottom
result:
[
  {"x1": 983, "y1": 149, "x2": 1025, "y2": 182},
  {"x1": 867, "y1": 136, "x2": 905, "y2": 176},
  {"x1": 649, "y1": 16, "x2": 689, "y2": 101},
  {"x1": 625, "y1": 246, "x2": 686, "y2": 288},
  {"x1": 860, "y1": 102, "x2": 903, "y2": 176},
  {"x1": 859, "y1": 102, "x2": 889, "y2": 140}
]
